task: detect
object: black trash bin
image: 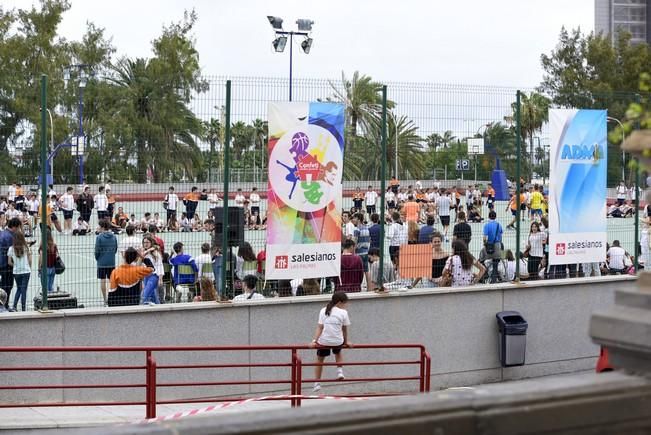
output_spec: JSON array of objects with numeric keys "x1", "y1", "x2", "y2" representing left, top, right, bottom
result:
[{"x1": 496, "y1": 311, "x2": 528, "y2": 367}]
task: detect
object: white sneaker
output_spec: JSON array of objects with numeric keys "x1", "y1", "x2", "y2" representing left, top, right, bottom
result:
[
  {"x1": 312, "y1": 383, "x2": 321, "y2": 392},
  {"x1": 337, "y1": 368, "x2": 345, "y2": 380}
]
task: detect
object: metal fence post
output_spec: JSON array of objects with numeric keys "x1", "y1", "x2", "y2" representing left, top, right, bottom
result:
[
  {"x1": 634, "y1": 93, "x2": 641, "y2": 271},
  {"x1": 145, "y1": 350, "x2": 157, "y2": 419},
  {"x1": 378, "y1": 85, "x2": 388, "y2": 288},
  {"x1": 290, "y1": 349, "x2": 297, "y2": 407},
  {"x1": 515, "y1": 90, "x2": 522, "y2": 281},
  {"x1": 221, "y1": 80, "x2": 231, "y2": 296},
  {"x1": 40, "y1": 74, "x2": 49, "y2": 309}
]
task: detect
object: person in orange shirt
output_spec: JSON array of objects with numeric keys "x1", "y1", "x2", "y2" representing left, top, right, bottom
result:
[
  {"x1": 108, "y1": 247, "x2": 154, "y2": 306},
  {"x1": 505, "y1": 190, "x2": 526, "y2": 229},
  {"x1": 403, "y1": 195, "x2": 420, "y2": 223},
  {"x1": 38, "y1": 200, "x2": 62, "y2": 233},
  {"x1": 183, "y1": 187, "x2": 201, "y2": 220}
]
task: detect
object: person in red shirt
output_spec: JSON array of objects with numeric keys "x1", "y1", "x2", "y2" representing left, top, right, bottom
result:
[{"x1": 335, "y1": 239, "x2": 364, "y2": 293}]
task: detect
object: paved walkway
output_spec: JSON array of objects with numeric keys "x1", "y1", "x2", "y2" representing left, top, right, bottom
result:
[{"x1": 0, "y1": 397, "x2": 338, "y2": 432}]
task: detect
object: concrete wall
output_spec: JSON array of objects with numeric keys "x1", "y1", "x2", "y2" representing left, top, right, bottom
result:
[{"x1": 0, "y1": 276, "x2": 635, "y2": 404}]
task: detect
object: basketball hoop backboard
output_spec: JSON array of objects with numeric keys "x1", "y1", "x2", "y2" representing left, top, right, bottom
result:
[{"x1": 467, "y1": 138, "x2": 484, "y2": 155}]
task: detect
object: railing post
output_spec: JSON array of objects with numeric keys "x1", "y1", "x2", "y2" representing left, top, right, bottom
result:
[
  {"x1": 145, "y1": 351, "x2": 157, "y2": 419},
  {"x1": 425, "y1": 352, "x2": 431, "y2": 392},
  {"x1": 296, "y1": 355, "x2": 302, "y2": 407},
  {"x1": 419, "y1": 348, "x2": 425, "y2": 393},
  {"x1": 291, "y1": 349, "x2": 297, "y2": 407}
]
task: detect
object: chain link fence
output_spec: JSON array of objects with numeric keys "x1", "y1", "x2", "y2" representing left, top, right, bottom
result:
[{"x1": 0, "y1": 75, "x2": 644, "y2": 310}]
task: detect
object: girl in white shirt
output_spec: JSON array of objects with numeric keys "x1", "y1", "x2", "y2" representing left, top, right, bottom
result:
[
  {"x1": 526, "y1": 222, "x2": 546, "y2": 278},
  {"x1": 309, "y1": 292, "x2": 351, "y2": 392},
  {"x1": 8, "y1": 231, "x2": 31, "y2": 311}
]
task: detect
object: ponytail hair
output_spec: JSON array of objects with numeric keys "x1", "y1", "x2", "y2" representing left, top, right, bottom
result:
[{"x1": 325, "y1": 292, "x2": 349, "y2": 316}]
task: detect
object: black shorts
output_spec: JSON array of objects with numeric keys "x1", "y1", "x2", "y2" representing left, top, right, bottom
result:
[
  {"x1": 387, "y1": 201, "x2": 396, "y2": 209},
  {"x1": 617, "y1": 198, "x2": 625, "y2": 206},
  {"x1": 97, "y1": 267, "x2": 114, "y2": 279},
  {"x1": 366, "y1": 205, "x2": 376, "y2": 215},
  {"x1": 317, "y1": 346, "x2": 342, "y2": 357},
  {"x1": 97, "y1": 210, "x2": 109, "y2": 220},
  {"x1": 440, "y1": 215, "x2": 450, "y2": 226},
  {"x1": 50, "y1": 213, "x2": 58, "y2": 222},
  {"x1": 28, "y1": 211, "x2": 36, "y2": 216},
  {"x1": 63, "y1": 210, "x2": 74, "y2": 220}
]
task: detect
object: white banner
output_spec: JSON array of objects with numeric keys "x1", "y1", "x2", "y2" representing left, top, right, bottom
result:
[{"x1": 548, "y1": 109, "x2": 607, "y2": 265}]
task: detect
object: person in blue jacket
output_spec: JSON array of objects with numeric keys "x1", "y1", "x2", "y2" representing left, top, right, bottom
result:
[{"x1": 95, "y1": 219, "x2": 117, "y2": 305}]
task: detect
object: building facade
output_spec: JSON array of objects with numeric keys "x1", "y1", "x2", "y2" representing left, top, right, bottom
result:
[{"x1": 595, "y1": 0, "x2": 651, "y2": 44}]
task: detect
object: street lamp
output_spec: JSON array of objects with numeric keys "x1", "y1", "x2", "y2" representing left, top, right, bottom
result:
[
  {"x1": 63, "y1": 64, "x2": 92, "y2": 184},
  {"x1": 607, "y1": 116, "x2": 626, "y2": 183},
  {"x1": 267, "y1": 16, "x2": 314, "y2": 101}
]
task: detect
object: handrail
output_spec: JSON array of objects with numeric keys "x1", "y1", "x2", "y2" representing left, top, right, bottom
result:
[{"x1": 0, "y1": 344, "x2": 431, "y2": 419}]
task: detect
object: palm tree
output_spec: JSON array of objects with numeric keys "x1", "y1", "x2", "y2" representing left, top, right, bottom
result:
[
  {"x1": 251, "y1": 118, "x2": 268, "y2": 181},
  {"x1": 105, "y1": 57, "x2": 203, "y2": 182},
  {"x1": 203, "y1": 118, "x2": 222, "y2": 182},
  {"x1": 344, "y1": 112, "x2": 425, "y2": 180},
  {"x1": 329, "y1": 71, "x2": 395, "y2": 140},
  {"x1": 512, "y1": 92, "x2": 550, "y2": 180}
]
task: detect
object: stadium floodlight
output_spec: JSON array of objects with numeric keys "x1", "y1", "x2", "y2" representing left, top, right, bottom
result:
[
  {"x1": 301, "y1": 37, "x2": 313, "y2": 54},
  {"x1": 79, "y1": 69, "x2": 88, "y2": 88},
  {"x1": 267, "y1": 15, "x2": 284, "y2": 30},
  {"x1": 296, "y1": 19, "x2": 314, "y2": 31},
  {"x1": 272, "y1": 36, "x2": 288, "y2": 52}
]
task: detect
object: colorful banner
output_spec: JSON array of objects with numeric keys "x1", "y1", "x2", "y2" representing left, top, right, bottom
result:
[
  {"x1": 265, "y1": 102, "x2": 345, "y2": 279},
  {"x1": 548, "y1": 109, "x2": 607, "y2": 265}
]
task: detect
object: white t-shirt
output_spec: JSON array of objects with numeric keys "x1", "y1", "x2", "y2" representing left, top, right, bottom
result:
[
  {"x1": 317, "y1": 306, "x2": 351, "y2": 347},
  {"x1": 387, "y1": 221, "x2": 408, "y2": 247},
  {"x1": 73, "y1": 220, "x2": 89, "y2": 231},
  {"x1": 7, "y1": 186, "x2": 16, "y2": 201},
  {"x1": 365, "y1": 190, "x2": 378, "y2": 206},
  {"x1": 235, "y1": 194, "x2": 245, "y2": 207},
  {"x1": 207, "y1": 193, "x2": 220, "y2": 208},
  {"x1": 472, "y1": 189, "x2": 481, "y2": 200},
  {"x1": 607, "y1": 246, "x2": 627, "y2": 270},
  {"x1": 343, "y1": 221, "x2": 356, "y2": 238},
  {"x1": 447, "y1": 255, "x2": 473, "y2": 287},
  {"x1": 195, "y1": 253, "x2": 213, "y2": 280},
  {"x1": 415, "y1": 180, "x2": 423, "y2": 190},
  {"x1": 166, "y1": 193, "x2": 179, "y2": 211},
  {"x1": 145, "y1": 252, "x2": 164, "y2": 277},
  {"x1": 385, "y1": 191, "x2": 396, "y2": 203},
  {"x1": 28, "y1": 199, "x2": 39, "y2": 213},
  {"x1": 436, "y1": 195, "x2": 451, "y2": 217},
  {"x1": 616, "y1": 185, "x2": 627, "y2": 199},
  {"x1": 527, "y1": 232, "x2": 546, "y2": 257},
  {"x1": 8, "y1": 246, "x2": 31, "y2": 275},
  {"x1": 119, "y1": 236, "x2": 142, "y2": 254},
  {"x1": 94, "y1": 194, "x2": 108, "y2": 211},
  {"x1": 5, "y1": 208, "x2": 20, "y2": 220},
  {"x1": 249, "y1": 193, "x2": 260, "y2": 205},
  {"x1": 233, "y1": 291, "x2": 265, "y2": 302},
  {"x1": 60, "y1": 193, "x2": 75, "y2": 211},
  {"x1": 397, "y1": 192, "x2": 407, "y2": 202}
]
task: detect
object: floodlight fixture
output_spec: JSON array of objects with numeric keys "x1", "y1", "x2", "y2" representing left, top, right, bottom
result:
[
  {"x1": 267, "y1": 15, "x2": 284, "y2": 30},
  {"x1": 301, "y1": 37, "x2": 313, "y2": 54},
  {"x1": 296, "y1": 19, "x2": 314, "y2": 31},
  {"x1": 273, "y1": 36, "x2": 288, "y2": 52}
]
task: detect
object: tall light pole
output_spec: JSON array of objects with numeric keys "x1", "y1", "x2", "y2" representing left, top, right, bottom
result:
[
  {"x1": 390, "y1": 111, "x2": 399, "y2": 178},
  {"x1": 64, "y1": 64, "x2": 91, "y2": 185},
  {"x1": 267, "y1": 16, "x2": 314, "y2": 101},
  {"x1": 607, "y1": 116, "x2": 626, "y2": 183}
]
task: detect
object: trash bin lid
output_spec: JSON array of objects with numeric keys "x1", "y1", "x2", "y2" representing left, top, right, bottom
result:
[{"x1": 496, "y1": 311, "x2": 528, "y2": 333}]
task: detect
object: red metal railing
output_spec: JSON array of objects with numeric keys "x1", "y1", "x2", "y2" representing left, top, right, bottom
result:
[{"x1": 0, "y1": 344, "x2": 431, "y2": 419}]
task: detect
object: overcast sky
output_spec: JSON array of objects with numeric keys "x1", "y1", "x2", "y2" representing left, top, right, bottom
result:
[{"x1": 6, "y1": 0, "x2": 594, "y2": 87}]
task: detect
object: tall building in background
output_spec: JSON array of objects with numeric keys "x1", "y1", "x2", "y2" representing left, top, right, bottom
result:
[{"x1": 595, "y1": 0, "x2": 651, "y2": 44}]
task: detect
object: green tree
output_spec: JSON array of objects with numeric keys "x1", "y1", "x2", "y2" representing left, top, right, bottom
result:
[
  {"x1": 344, "y1": 112, "x2": 426, "y2": 180},
  {"x1": 511, "y1": 92, "x2": 550, "y2": 180}
]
